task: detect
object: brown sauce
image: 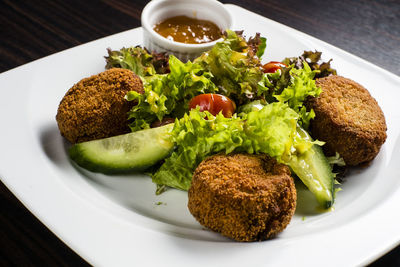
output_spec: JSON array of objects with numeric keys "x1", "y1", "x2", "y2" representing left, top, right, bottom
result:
[{"x1": 153, "y1": 15, "x2": 222, "y2": 44}]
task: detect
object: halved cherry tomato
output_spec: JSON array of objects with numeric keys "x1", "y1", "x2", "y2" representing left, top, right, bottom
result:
[
  {"x1": 262, "y1": 61, "x2": 287, "y2": 73},
  {"x1": 189, "y1": 94, "x2": 236, "y2": 117}
]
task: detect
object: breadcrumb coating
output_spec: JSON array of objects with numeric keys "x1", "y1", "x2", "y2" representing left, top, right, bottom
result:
[
  {"x1": 56, "y1": 68, "x2": 143, "y2": 143},
  {"x1": 308, "y1": 76, "x2": 387, "y2": 166},
  {"x1": 188, "y1": 153, "x2": 296, "y2": 241}
]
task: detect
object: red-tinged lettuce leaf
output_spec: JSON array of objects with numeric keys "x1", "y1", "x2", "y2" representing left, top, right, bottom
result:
[
  {"x1": 257, "y1": 62, "x2": 321, "y2": 129},
  {"x1": 105, "y1": 46, "x2": 170, "y2": 76},
  {"x1": 282, "y1": 50, "x2": 337, "y2": 78},
  {"x1": 194, "y1": 30, "x2": 264, "y2": 105}
]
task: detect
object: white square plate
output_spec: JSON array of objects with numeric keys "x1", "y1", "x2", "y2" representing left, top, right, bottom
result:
[{"x1": 1, "y1": 4, "x2": 400, "y2": 266}]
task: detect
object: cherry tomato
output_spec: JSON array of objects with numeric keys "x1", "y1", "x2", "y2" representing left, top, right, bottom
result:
[
  {"x1": 189, "y1": 94, "x2": 236, "y2": 117},
  {"x1": 262, "y1": 61, "x2": 287, "y2": 73}
]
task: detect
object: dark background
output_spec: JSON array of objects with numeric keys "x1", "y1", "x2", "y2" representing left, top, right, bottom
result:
[{"x1": 0, "y1": 0, "x2": 399, "y2": 266}]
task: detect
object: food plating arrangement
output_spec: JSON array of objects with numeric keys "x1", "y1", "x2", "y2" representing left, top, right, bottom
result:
[{"x1": 51, "y1": 0, "x2": 389, "y2": 243}]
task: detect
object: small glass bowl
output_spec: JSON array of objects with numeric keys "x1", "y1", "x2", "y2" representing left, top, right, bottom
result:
[{"x1": 141, "y1": 0, "x2": 233, "y2": 62}]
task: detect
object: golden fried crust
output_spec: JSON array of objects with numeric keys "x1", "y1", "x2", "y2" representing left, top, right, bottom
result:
[
  {"x1": 188, "y1": 153, "x2": 296, "y2": 242},
  {"x1": 56, "y1": 68, "x2": 143, "y2": 143},
  {"x1": 308, "y1": 75, "x2": 387, "y2": 166}
]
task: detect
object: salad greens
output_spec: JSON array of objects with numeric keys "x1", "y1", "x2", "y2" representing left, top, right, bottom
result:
[
  {"x1": 106, "y1": 32, "x2": 324, "y2": 131},
  {"x1": 107, "y1": 30, "x2": 267, "y2": 130},
  {"x1": 150, "y1": 101, "x2": 335, "y2": 207},
  {"x1": 152, "y1": 102, "x2": 308, "y2": 191},
  {"x1": 102, "y1": 30, "x2": 339, "y2": 207},
  {"x1": 282, "y1": 50, "x2": 337, "y2": 79},
  {"x1": 194, "y1": 30, "x2": 265, "y2": 104},
  {"x1": 125, "y1": 56, "x2": 217, "y2": 131},
  {"x1": 105, "y1": 46, "x2": 169, "y2": 76},
  {"x1": 258, "y1": 62, "x2": 321, "y2": 128}
]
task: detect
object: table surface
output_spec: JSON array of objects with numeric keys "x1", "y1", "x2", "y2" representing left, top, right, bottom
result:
[{"x1": 0, "y1": 0, "x2": 399, "y2": 266}]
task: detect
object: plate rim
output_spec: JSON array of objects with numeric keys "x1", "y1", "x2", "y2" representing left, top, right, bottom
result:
[{"x1": 0, "y1": 3, "x2": 400, "y2": 266}]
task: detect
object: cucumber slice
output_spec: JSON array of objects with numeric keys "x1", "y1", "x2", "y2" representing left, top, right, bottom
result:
[
  {"x1": 69, "y1": 124, "x2": 174, "y2": 173},
  {"x1": 287, "y1": 127, "x2": 335, "y2": 208}
]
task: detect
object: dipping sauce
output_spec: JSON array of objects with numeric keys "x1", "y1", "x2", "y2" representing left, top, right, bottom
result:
[{"x1": 153, "y1": 15, "x2": 222, "y2": 44}]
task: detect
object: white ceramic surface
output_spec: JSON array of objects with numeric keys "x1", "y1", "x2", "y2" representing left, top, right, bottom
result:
[
  {"x1": 141, "y1": 0, "x2": 232, "y2": 61},
  {"x1": 1, "y1": 4, "x2": 400, "y2": 267}
]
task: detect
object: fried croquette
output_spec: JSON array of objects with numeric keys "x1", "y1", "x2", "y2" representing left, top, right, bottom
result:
[
  {"x1": 56, "y1": 68, "x2": 143, "y2": 143},
  {"x1": 308, "y1": 75, "x2": 387, "y2": 166},
  {"x1": 188, "y1": 153, "x2": 296, "y2": 242}
]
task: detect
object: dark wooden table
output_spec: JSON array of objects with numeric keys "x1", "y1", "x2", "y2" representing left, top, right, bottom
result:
[{"x1": 0, "y1": 0, "x2": 399, "y2": 266}]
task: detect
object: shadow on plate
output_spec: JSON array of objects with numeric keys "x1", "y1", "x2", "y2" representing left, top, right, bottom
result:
[{"x1": 39, "y1": 123, "x2": 71, "y2": 165}]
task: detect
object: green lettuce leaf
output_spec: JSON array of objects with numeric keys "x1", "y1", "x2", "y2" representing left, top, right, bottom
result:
[
  {"x1": 151, "y1": 102, "x2": 311, "y2": 190},
  {"x1": 152, "y1": 109, "x2": 247, "y2": 190},
  {"x1": 256, "y1": 37, "x2": 267, "y2": 58},
  {"x1": 126, "y1": 55, "x2": 217, "y2": 131}
]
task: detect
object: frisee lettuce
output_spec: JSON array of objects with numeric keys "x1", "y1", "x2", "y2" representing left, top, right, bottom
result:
[
  {"x1": 282, "y1": 50, "x2": 337, "y2": 78},
  {"x1": 107, "y1": 33, "x2": 322, "y2": 133},
  {"x1": 258, "y1": 62, "x2": 321, "y2": 128},
  {"x1": 125, "y1": 55, "x2": 217, "y2": 131},
  {"x1": 194, "y1": 30, "x2": 264, "y2": 104},
  {"x1": 124, "y1": 31, "x2": 267, "y2": 131},
  {"x1": 105, "y1": 46, "x2": 169, "y2": 76},
  {"x1": 102, "y1": 36, "x2": 337, "y2": 206}
]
